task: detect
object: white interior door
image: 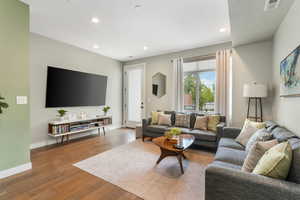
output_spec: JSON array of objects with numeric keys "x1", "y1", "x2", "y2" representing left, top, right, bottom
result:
[{"x1": 124, "y1": 64, "x2": 146, "y2": 128}]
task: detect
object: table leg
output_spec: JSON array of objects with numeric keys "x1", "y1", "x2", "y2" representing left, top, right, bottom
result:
[
  {"x1": 177, "y1": 154, "x2": 184, "y2": 174},
  {"x1": 102, "y1": 127, "x2": 106, "y2": 136},
  {"x1": 61, "y1": 135, "x2": 64, "y2": 144},
  {"x1": 156, "y1": 153, "x2": 167, "y2": 164}
]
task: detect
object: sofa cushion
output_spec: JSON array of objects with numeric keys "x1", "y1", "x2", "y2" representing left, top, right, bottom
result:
[
  {"x1": 164, "y1": 111, "x2": 176, "y2": 125},
  {"x1": 210, "y1": 161, "x2": 242, "y2": 170},
  {"x1": 253, "y1": 142, "x2": 292, "y2": 180},
  {"x1": 175, "y1": 113, "x2": 190, "y2": 128},
  {"x1": 271, "y1": 127, "x2": 296, "y2": 142},
  {"x1": 194, "y1": 116, "x2": 208, "y2": 130},
  {"x1": 190, "y1": 113, "x2": 204, "y2": 129},
  {"x1": 158, "y1": 113, "x2": 172, "y2": 126},
  {"x1": 245, "y1": 128, "x2": 272, "y2": 152},
  {"x1": 151, "y1": 111, "x2": 163, "y2": 125},
  {"x1": 188, "y1": 129, "x2": 217, "y2": 142},
  {"x1": 146, "y1": 125, "x2": 169, "y2": 134},
  {"x1": 218, "y1": 138, "x2": 244, "y2": 150},
  {"x1": 207, "y1": 115, "x2": 220, "y2": 132},
  {"x1": 214, "y1": 147, "x2": 247, "y2": 166},
  {"x1": 235, "y1": 121, "x2": 259, "y2": 146},
  {"x1": 287, "y1": 138, "x2": 300, "y2": 184},
  {"x1": 242, "y1": 139, "x2": 278, "y2": 173},
  {"x1": 265, "y1": 120, "x2": 279, "y2": 132}
]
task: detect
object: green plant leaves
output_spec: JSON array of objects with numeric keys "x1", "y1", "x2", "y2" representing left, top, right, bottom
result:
[{"x1": 0, "y1": 95, "x2": 9, "y2": 114}]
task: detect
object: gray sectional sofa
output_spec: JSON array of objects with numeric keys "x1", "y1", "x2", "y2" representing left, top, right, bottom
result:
[
  {"x1": 142, "y1": 111, "x2": 226, "y2": 148},
  {"x1": 205, "y1": 121, "x2": 300, "y2": 200}
]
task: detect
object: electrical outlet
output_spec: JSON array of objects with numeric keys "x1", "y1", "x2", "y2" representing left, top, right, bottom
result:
[{"x1": 16, "y1": 96, "x2": 28, "y2": 105}]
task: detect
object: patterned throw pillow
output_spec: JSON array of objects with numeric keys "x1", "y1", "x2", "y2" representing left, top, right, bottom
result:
[
  {"x1": 242, "y1": 139, "x2": 278, "y2": 173},
  {"x1": 253, "y1": 142, "x2": 292, "y2": 179},
  {"x1": 157, "y1": 113, "x2": 172, "y2": 126},
  {"x1": 235, "y1": 123, "x2": 258, "y2": 146},
  {"x1": 194, "y1": 116, "x2": 208, "y2": 131},
  {"x1": 207, "y1": 115, "x2": 220, "y2": 132},
  {"x1": 151, "y1": 111, "x2": 163, "y2": 125},
  {"x1": 175, "y1": 114, "x2": 190, "y2": 128},
  {"x1": 236, "y1": 119, "x2": 266, "y2": 146}
]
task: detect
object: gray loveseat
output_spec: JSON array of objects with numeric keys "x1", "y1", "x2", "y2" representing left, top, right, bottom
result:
[
  {"x1": 142, "y1": 111, "x2": 226, "y2": 149},
  {"x1": 205, "y1": 121, "x2": 300, "y2": 200}
]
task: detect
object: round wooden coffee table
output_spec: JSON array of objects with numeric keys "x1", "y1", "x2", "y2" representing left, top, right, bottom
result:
[{"x1": 153, "y1": 134, "x2": 195, "y2": 174}]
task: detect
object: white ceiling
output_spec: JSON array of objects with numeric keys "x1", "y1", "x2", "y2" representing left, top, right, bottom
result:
[
  {"x1": 21, "y1": 0, "x2": 231, "y2": 61},
  {"x1": 228, "y1": 0, "x2": 295, "y2": 46}
]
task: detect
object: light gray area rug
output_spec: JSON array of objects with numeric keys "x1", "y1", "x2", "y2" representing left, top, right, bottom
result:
[{"x1": 74, "y1": 140, "x2": 213, "y2": 200}]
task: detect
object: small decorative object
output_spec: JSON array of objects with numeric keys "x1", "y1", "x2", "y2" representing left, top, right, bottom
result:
[
  {"x1": 0, "y1": 95, "x2": 9, "y2": 114},
  {"x1": 165, "y1": 128, "x2": 182, "y2": 143},
  {"x1": 280, "y1": 45, "x2": 300, "y2": 97},
  {"x1": 102, "y1": 106, "x2": 111, "y2": 115},
  {"x1": 243, "y1": 82, "x2": 267, "y2": 122},
  {"x1": 57, "y1": 109, "x2": 67, "y2": 121}
]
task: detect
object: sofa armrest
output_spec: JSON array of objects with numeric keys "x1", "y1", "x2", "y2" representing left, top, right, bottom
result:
[
  {"x1": 205, "y1": 165, "x2": 300, "y2": 200},
  {"x1": 222, "y1": 127, "x2": 241, "y2": 139},
  {"x1": 142, "y1": 118, "x2": 151, "y2": 134},
  {"x1": 216, "y1": 122, "x2": 226, "y2": 143}
]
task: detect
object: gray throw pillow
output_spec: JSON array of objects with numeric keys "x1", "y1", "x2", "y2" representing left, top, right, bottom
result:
[{"x1": 246, "y1": 128, "x2": 272, "y2": 152}]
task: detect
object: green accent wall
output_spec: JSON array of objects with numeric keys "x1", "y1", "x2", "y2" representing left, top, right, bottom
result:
[{"x1": 0, "y1": 0, "x2": 30, "y2": 171}]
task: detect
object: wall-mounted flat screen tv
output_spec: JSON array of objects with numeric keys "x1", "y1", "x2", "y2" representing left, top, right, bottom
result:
[{"x1": 46, "y1": 66, "x2": 107, "y2": 107}]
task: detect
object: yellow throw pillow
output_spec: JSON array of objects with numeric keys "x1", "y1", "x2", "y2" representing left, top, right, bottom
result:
[
  {"x1": 194, "y1": 116, "x2": 208, "y2": 131},
  {"x1": 244, "y1": 119, "x2": 266, "y2": 129},
  {"x1": 253, "y1": 142, "x2": 292, "y2": 179},
  {"x1": 151, "y1": 111, "x2": 163, "y2": 125},
  {"x1": 207, "y1": 115, "x2": 220, "y2": 132}
]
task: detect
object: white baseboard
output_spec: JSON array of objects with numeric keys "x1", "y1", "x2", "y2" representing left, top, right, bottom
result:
[
  {"x1": 0, "y1": 162, "x2": 32, "y2": 179},
  {"x1": 30, "y1": 125, "x2": 122, "y2": 150}
]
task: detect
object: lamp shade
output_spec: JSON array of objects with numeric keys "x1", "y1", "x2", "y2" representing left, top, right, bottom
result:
[{"x1": 243, "y1": 83, "x2": 267, "y2": 98}]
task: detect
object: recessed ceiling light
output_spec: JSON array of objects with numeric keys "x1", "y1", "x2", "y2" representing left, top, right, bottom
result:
[
  {"x1": 143, "y1": 46, "x2": 148, "y2": 50},
  {"x1": 93, "y1": 44, "x2": 99, "y2": 49},
  {"x1": 91, "y1": 17, "x2": 100, "y2": 24},
  {"x1": 219, "y1": 28, "x2": 227, "y2": 33}
]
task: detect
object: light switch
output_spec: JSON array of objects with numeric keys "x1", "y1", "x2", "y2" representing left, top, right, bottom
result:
[{"x1": 16, "y1": 96, "x2": 28, "y2": 105}]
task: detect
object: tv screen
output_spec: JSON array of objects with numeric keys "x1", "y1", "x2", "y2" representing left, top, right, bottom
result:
[{"x1": 46, "y1": 66, "x2": 107, "y2": 107}]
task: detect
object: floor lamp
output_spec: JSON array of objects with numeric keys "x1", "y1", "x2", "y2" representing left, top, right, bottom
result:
[{"x1": 243, "y1": 82, "x2": 267, "y2": 122}]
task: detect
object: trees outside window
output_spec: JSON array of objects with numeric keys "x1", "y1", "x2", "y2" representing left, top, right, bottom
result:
[{"x1": 184, "y1": 71, "x2": 215, "y2": 112}]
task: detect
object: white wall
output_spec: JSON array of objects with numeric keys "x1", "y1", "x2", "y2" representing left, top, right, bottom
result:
[
  {"x1": 124, "y1": 42, "x2": 232, "y2": 117},
  {"x1": 124, "y1": 41, "x2": 274, "y2": 127},
  {"x1": 272, "y1": 0, "x2": 300, "y2": 137},
  {"x1": 30, "y1": 33, "x2": 122, "y2": 148},
  {"x1": 231, "y1": 41, "x2": 273, "y2": 127}
]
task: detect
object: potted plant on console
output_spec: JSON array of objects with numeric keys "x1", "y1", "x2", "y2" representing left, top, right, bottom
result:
[
  {"x1": 57, "y1": 109, "x2": 67, "y2": 121},
  {"x1": 102, "y1": 106, "x2": 111, "y2": 116},
  {"x1": 0, "y1": 94, "x2": 9, "y2": 114}
]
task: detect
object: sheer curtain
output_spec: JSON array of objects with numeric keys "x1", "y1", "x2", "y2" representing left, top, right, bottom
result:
[
  {"x1": 215, "y1": 49, "x2": 231, "y2": 122},
  {"x1": 172, "y1": 58, "x2": 184, "y2": 111}
]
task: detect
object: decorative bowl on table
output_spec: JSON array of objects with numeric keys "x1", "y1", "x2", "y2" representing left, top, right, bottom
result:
[{"x1": 164, "y1": 128, "x2": 182, "y2": 143}]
